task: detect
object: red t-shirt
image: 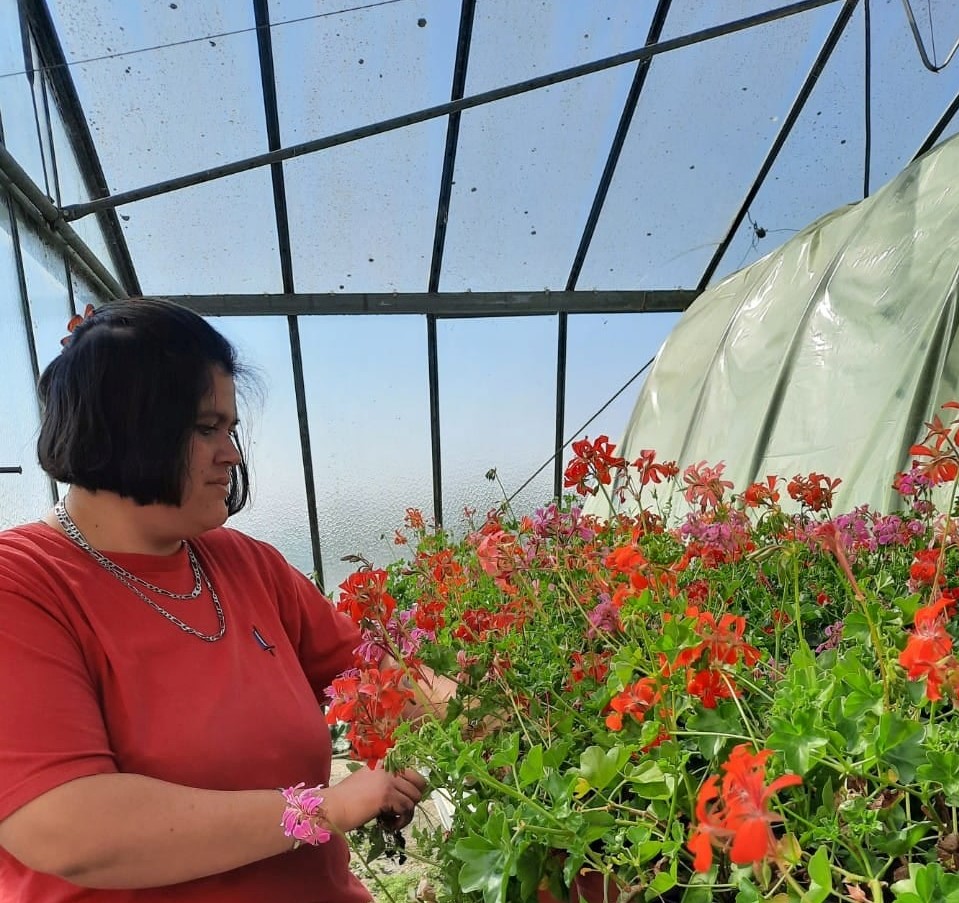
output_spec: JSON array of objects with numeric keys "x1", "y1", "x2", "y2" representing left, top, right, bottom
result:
[{"x1": 0, "y1": 522, "x2": 370, "y2": 903}]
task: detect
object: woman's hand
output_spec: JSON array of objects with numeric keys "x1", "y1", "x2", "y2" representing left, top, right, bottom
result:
[{"x1": 322, "y1": 765, "x2": 427, "y2": 833}]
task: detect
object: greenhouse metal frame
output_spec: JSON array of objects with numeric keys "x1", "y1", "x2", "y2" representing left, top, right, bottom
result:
[{"x1": 2, "y1": 0, "x2": 958, "y2": 587}]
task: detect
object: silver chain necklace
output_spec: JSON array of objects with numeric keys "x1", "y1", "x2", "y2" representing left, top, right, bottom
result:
[
  {"x1": 55, "y1": 501, "x2": 202, "y2": 599},
  {"x1": 54, "y1": 501, "x2": 226, "y2": 643}
]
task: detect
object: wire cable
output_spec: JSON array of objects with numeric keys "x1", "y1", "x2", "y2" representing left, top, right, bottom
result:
[
  {"x1": 927, "y1": 0, "x2": 938, "y2": 64},
  {"x1": 505, "y1": 354, "x2": 656, "y2": 505},
  {"x1": 863, "y1": 0, "x2": 872, "y2": 198},
  {"x1": 0, "y1": 0, "x2": 410, "y2": 81}
]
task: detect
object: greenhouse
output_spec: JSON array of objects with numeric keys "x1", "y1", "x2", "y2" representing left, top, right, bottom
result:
[{"x1": 3, "y1": 1, "x2": 959, "y2": 901}]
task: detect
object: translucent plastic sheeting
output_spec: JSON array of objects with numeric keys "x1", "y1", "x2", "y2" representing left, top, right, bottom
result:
[
  {"x1": 440, "y1": 0, "x2": 649, "y2": 292},
  {"x1": 298, "y1": 316, "x2": 433, "y2": 591},
  {"x1": 42, "y1": 60, "x2": 118, "y2": 284},
  {"x1": 439, "y1": 317, "x2": 556, "y2": 535},
  {"x1": 45, "y1": 1, "x2": 281, "y2": 294},
  {"x1": 271, "y1": 0, "x2": 456, "y2": 294},
  {"x1": 26, "y1": 38, "x2": 57, "y2": 202},
  {"x1": 282, "y1": 122, "x2": 447, "y2": 294},
  {"x1": 579, "y1": 2, "x2": 838, "y2": 291},
  {"x1": 711, "y1": 1, "x2": 959, "y2": 286},
  {"x1": 206, "y1": 316, "x2": 313, "y2": 576},
  {"x1": 440, "y1": 72, "x2": 634, "y2": 292},
  {"x1": 270, "y1": 0, "x2": 459, "y2": 136},
  {"x1": 867, "y1": 1, "x2": 959, "y2": 188},
  {"x1": 586, "y1": 131, "x2": 959, "y2": 519},
  {"x1": 115, "y1": 168, "x2": 283, "y2": 295},
  {"x1": 45, "y1": 2, "x2": 265, "y2": 185},
  {"x1": 0, "y1": 200, "x2": 52, "y2": 528},
  {"x1": 0, "y1": 3, "x2": 45, "y2": 190},
  {"x1": 17, "y1": 215, "x2": 73, "y2": 372},
  {"x1": 563, "y1": 312, "x2": 679, "y2": 472}
]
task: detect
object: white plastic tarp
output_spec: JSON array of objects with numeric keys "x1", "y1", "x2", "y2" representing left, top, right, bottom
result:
[{"x1": 587, "y1": 132, "x2": 959, "y2": 517}]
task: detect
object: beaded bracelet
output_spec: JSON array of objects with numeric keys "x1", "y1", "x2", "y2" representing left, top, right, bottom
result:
[{"x1": 279, "y1": 782, "x2": 332, "y2": 848}]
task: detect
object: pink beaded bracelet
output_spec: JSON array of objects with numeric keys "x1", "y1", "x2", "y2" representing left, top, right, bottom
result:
[{"x1": 279, "y1": 783, "x2": 332, "y2": 848}]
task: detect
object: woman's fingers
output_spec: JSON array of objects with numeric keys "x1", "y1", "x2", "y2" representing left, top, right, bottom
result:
[
  {"x1": 327, "y1": 764, "x2": 427, "y2": 832},
  {"x1": 378, "y1": 768, "x2": 427, "y2": 825},
  {"x1": 396, "y1": 768, "x2": 428, "y2": 795}
]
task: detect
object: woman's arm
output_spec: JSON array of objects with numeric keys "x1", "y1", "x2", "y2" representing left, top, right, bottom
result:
[
  {"x1": 402, "y1": 662, "x2": 460, "y2": 723},
  {"x1": 0, "y1": 766, "x2": 425, "y2": 889}
]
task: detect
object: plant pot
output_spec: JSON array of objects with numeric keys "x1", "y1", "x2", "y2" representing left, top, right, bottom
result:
[{"x1": 537, "y1": 869, "x2": 620, "y2": 903}]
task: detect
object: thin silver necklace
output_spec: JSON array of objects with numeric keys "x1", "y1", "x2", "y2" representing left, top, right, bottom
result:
[
  {"x1": 54, "y1": 501, "x2": 202, "y2": 599},
  {"x1": 54, "y1": 500, "x2": 226, "y2": 643}
]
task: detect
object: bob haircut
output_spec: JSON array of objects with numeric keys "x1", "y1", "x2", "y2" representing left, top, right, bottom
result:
[{"x1": 37, "y1": 297, "x2": 250, "y2": 514}]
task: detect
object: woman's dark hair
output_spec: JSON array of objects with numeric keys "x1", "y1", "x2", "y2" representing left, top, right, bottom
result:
[{"x1": 37, "y1": 297, "x2": 250, "y2": 513}]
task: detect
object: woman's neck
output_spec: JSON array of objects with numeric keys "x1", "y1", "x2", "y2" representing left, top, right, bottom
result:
[{"x1": 46, "y1": 489, "x2": 183, "y2": 556}]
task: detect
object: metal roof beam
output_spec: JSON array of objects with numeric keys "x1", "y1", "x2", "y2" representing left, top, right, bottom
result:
[
  {"x1": 914, "y1": 89, "x2": 959, "y2": 160},
  {"x1": 556, "y1": 0, "x2": 673, "y2": 498},
  {"x1": 19, "y1": 0, "x2": 140, "y2": 295},
  {"x1": 697, "y1": 0, "x2": 859, "y2": 290},
  {"x1": 428, "y1": 0, "x2": 475, "y2": 293},
  {"x1": 425, "y1": 0, "x2": 477, "y2": 527},
  {"x1": 251, "y1": 0, "x2": 324, "y2": 586},
  {"x1": 166, "y1": 290, "x2": 699, "y2": 318},
  {"x1": 60, "y1": 0, "x2": 842, "y2": 222},
  {"x1": 0, "y1": 141, "x2": 123, "y2": 299}
]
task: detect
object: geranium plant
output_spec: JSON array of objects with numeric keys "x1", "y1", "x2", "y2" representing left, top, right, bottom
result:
[{"x1": 327, "y1": 402, "x2": 959, "y2": 903}]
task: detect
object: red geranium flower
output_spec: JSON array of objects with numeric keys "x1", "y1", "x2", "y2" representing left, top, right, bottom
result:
[
  {"x1": 900, "y1": 595, "x2": 956, "y2": 701},
  {"x1": 337, "y1": 569, "x2": 397, "y2": 626},
  {"x1": 786, "y1": 472, "x2": 841, "y2": 511},
  {"x1": 742, "y1": 476, "x2": 780, "y2": 508},
  {"x1": 631, "y1": 449, "x2": 679, "y2": 486},
  {"x1": 563, "y1": 435, "x2": 627, "y2": 496},
  {"x1": 688, "y1": 745, "x2": 801, "y2": 872},
  {"x1": 606, "y1": 677, "x2": 660, "y2": 731}
]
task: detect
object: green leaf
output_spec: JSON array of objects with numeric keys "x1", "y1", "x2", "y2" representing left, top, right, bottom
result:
[
  {"x1": 628, "y1": 759, "x2": 671, "y2": 799},
  {"x1": 918, "y1": 750, "x2": 959, "y2": 806},
  {"x1": 681, "y1": 880, "x2": 715, "y2": 903},
  {"x1": 687, "y1": 704, "x2": 741, "y2": 759},
  {"x1": 876, "y1": 713, "x2": 926, "y2": 783},
  {"x1": 768, "y1": 712, "x2": 829, "y2": 775},
  {"x1": 835, "y1": 659, "x2": 884, "y2": 719},
  {"x1": 575, "y1": 745, "x2": 628, "y2": 792},
  {"x1": 803, "y1": 846, "x2": 832, "y2": 903},
  {"x1": 542, "y1": 739, "x2": 572, "y2": 770},
  {"x1": 515, "y1": 846, "x2": 546, "y2": 901},
  {"x1": 646, "y1": 866, "x2": 677, "y2": 898},
  {"x1": 841, "y1": 611, "x2": 871, "y2": 642},
  {"x1": 518, "y1": 744, "x2": 544, "y2": 787},
  {"x1": 488, "y1": 732, "x2": 520, "y2": 769},
  {"x1": 735, "y1": 879, "x2": 761, "y2": 903},
  {"x1": 893, "y1": 592, "x2": 923, "y2": 624},
  {"x1": 873, "y1": 821, "x2": 933, "y2": 856},
  {"x1": 453, "y1": 836, "x2": 509, "y2": 903}
]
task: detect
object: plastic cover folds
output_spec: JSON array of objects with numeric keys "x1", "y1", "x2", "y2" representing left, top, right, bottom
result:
[{"x1": 588, "y1": 132, "x2": 959, "y2": 517}]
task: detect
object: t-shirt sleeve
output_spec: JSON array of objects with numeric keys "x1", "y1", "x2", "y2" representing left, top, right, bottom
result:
[
  {"x1": 0, "y1": 588, "x2": 116, "y2": 821},
  {"x1": 250, "y1": 542, "x2": 361, "y2": 697}
]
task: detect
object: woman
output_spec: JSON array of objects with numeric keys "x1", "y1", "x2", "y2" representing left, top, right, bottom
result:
[{"x1": 0, "y1": 298, "x2": 429, "y2": 901}]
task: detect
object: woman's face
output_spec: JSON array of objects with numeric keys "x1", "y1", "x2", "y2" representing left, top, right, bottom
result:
[{"x1": 175, "y1": 367, "x2": 241, "y2": 537}]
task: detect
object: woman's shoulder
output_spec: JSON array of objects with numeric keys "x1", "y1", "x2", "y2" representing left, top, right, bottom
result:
[
  {"x1": 0, "y1": 521, "x2": 70, "y2": 566},
  {"x1": 194, "y1": 526, "x2": 291, "y2": 574},
  {"x1": 0, "y1": 522, "x2": 81, "y2": 601},
  {"x1": 196, "y1": 525, "x2": 271, "y2": 554}
]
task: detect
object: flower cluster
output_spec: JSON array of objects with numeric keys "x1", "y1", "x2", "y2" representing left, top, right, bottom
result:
[
  {"x1": 280, "y1": 783, "x2": 332, "y2": 847},
  {"x1": 325, "y1": 401, "x2": 959, "y2": 903},
  {"x1": 688, "y1": 745, "x2": 801, "y2": 872}
]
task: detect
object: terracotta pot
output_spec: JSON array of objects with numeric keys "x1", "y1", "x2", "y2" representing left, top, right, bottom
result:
[{"x1": 537, "y1": 869, "x2": 620, "y2": 903}]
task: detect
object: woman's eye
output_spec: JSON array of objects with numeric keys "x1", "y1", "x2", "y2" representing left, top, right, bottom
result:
[{"x1": 196, "y1": 425, "x2": 217, "y2": 437}]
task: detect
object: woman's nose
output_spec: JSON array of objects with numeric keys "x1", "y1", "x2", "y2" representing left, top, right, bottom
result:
[{"x1": 218, "y1": 431, "x2": 242, "y2": 464}]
